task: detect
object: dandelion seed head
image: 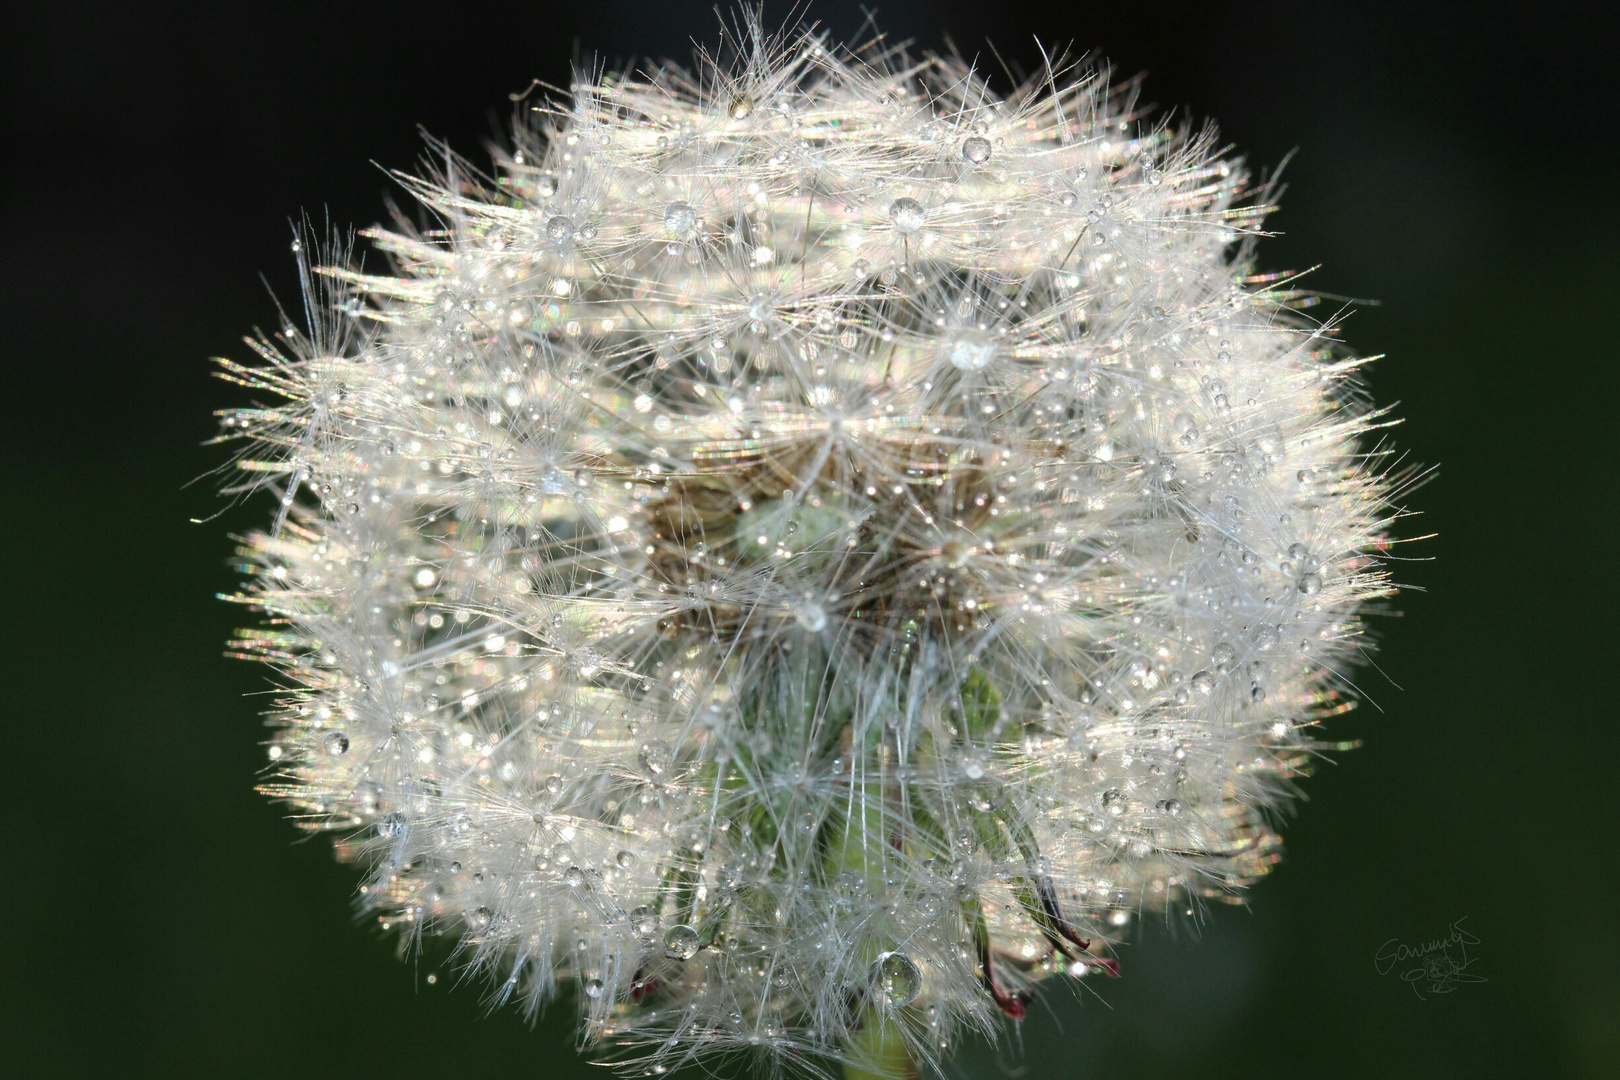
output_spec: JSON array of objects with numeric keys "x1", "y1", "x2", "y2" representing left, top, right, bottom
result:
[{"x1": 222, "y1": 19, "x2": 1405, "y2": 1079}]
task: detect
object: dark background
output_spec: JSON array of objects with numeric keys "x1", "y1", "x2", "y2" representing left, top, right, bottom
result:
[{"x1": 3, "y1": 2, "x2": 1615, "y2": 1077}]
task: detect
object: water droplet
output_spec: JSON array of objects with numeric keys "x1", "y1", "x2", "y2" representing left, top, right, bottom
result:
[
  {"x1": 573, "y1": 467, "x2": 593, "y2": 489},
  {"x1": 664, "y1": 924, "x2": 701, "y2": 960},
  {"x1": 567, "y1": 648, "x2": 602, "y2": 679},
  {"x1": 795, "y1": 602, "x2": 828, "y2": 632},
  {"x1": 663, "y1": 201, "x2": 697, "y2": 238},
  {"x1": 1190, "y1": 670, "x2": 1215, "y2": 694},
  {"x1": 468, "y1": 905, "x2": 493, "y2": 930},
  {"x1": 616, "y1": 850, "x2": 636, "y2": 869},
  {"x1": 323, "y1": 731, "x2": 350, "y2": 756},
  {"x1": 584, "y1": 977, "x2": 605, "y2": 999},
  {"x1": 832, "y1": 872, "x2": 864, "y2": 906},
  {"x1": 377, "y1": 812, "x2": 407, "y2": 839},
  {"x1": 944, "y1": 333, "x2": 995, "y2": 371},
  {"x1": 544, "y1": 774, "x2": 564, "y2": 797},
  {"x1": 563, "y1": 865, "x2": 587, "y2": 888},
  {"x1": 638, "y1": 739, "x2": 674, "y2": 777},
  {"x1": 1158, "y1": 798, "x2": 1183, "y2": 817},
  {"x1": 937, "y1": 542, "x2": 970, "y2": 570},
  {"x1": 961, "y1": 136, "x2": 992, "y2": 164},
  {"x1": 872, "y1": 951, "x2": 922, "y2": 1007},
  {"x1": 1212, "y1": 643, "x2": 1237, "y2": 671},
  {"x1": 630, "y1": 906, "x2": 659, "y2": 937},
  {"x1": 888, "y1": 197, "x2": 925, "y2": 234},
  {"x1": 546, "y1": 215, "x2": 574, "y2": 240},
  {"x1": 1251, "y1": 684, "x2": 1267, "y2": 703},
  {"x1": 1060, "y1": 191, "x2": 1078, "y2": 208},
  {"x1": 1076, "y1": 811, "x2": 1106, "y2": 834},
  {"x1": 729, "y1": 95, "x2": 753, "y2": 119},
  {"x1": 1101, "y1": 789, "x2": 1127, "y2": 816},
  {"x1": 1298, "y1": 572, "x2": 1322, "y2": 596}
]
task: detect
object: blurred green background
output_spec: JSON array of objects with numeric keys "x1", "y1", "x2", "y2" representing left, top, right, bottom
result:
[{"x1": 2, "y1": 2, "x2": 1614, "y2": 1077}]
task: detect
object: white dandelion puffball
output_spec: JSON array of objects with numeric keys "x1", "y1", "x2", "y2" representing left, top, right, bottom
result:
[{"x1": 221, "y1": 26, "x2": 1402, "y2": 1080}]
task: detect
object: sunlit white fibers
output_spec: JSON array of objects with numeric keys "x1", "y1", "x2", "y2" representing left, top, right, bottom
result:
[{"x1": 219, "y1": 21, "x2": 1409, "y2": 1080}]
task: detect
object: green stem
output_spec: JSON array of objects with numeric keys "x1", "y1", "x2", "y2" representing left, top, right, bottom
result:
[
  {"x1": 843, "y1": 1009, "x2": 920, "y2": 1080},
  {"x1": 828, "y1": 766, "x2": 922, "y2": 1080}
]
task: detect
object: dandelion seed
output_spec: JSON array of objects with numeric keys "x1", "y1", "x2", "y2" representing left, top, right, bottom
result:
[{"x1": 221, "y1": 16, "x2": 1409, "y2": 1080}]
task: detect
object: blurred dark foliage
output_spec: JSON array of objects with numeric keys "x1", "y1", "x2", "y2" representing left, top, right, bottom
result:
[{"x1": 1, "y1": 2, "x2": 1613, "y2": 1077}]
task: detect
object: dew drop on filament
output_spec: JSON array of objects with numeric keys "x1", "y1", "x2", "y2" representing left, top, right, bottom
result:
[
  {"x1": 663, "y1": 202, "x2": 697, "y2": 237},
  {"x1": 889, "y1": 198, "x2": 925, "y2": 234},
  {"x1": 664, "y1": 924, "x2": 701, "y2": 960},
  {"x1": 630, "y1": 906, "x2": 659, "y2": 937},
  {"x1": 639, "y1": 740, "x2": 674, "y2": 777},
  {"x1": 795, "y1": 602, "x2": 828, "y2": 632},
  {"x1": 873, "y1": 951, "x2": 922, "y2": 1007},
  {"x1": 945, "y1": 334, "x2": 995, "y2": 371},
  {"x1": 961, "y1": 136, "x2": 992, "y2": 164}
]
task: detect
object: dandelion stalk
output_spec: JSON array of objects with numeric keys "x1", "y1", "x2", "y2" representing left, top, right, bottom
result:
[
  {"x1": 844, "y1": 1013, "x2": 921, "y2": 1080},
  {"x1": 219, "y1": 14, "x2": 1408, "y2": 1079}
]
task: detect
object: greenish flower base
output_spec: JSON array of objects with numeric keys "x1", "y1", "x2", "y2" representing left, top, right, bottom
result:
[{"x1": 843, "y1": 1012, "x2": 921, "y2": 1080}]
